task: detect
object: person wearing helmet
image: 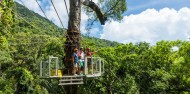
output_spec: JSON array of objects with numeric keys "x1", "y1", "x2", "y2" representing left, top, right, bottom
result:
[
  {"x1": 78, "y1": 47, "x2": 85, "y2": 60},
  {"x1": 85, "y1": 48, "x2": 94, "y2": 74},
  {"x1": 86, "y1": 47, "x2": 90, "y2": 51}
]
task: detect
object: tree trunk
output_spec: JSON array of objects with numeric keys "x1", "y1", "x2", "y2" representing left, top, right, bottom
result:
[{"x1": 64, "y1": 0, "x2": 81, "y2": 94}]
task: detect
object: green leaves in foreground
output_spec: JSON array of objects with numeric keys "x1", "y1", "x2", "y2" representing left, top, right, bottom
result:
[{"x1": 95, "y1": 41, "x2": 190, "y2": 93}]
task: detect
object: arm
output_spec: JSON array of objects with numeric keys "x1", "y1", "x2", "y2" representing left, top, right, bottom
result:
[{"x1": 71, "y1": 54, "x2": 74, "y2": 63}]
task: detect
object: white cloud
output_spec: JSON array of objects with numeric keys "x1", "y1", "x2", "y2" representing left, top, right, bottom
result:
[{"x1": 101, "y1": 7, "x2": 190, "y2": 44}]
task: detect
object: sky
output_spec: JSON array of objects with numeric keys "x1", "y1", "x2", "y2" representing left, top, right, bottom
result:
[{"x1": 15, "y1": 0, "x2": 190, "y2": 44}]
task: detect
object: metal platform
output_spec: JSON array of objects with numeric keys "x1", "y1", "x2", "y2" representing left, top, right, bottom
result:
[
  {"x1": 40, "y1": 56, "x2": 104, "y2": 85},
  {"x1": 59, "y1": 76, "x2": 83, "y2": 85},
  {"x1": 86, "y1": 73, "x2": 101, "y2": 77},
  {"x1": 40, "y1": 75, "x2": 85, "y2": 79}
]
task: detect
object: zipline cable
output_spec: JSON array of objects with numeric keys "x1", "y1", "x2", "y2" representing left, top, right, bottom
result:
[
  {"x1": 63, "y1": 0, "x2": 69, "y2": 16},
  {"x1": 0, "y1": 2, "x2": 48, "y2": 35},
  {"x1": 18, "y1": 1, "x2": 75, "y2": 48},
  {"x1": 0, "y1": 1, "x2": 73, "y2": 49},
  {"x1": 35, "y1": 0, "x2": 49, "y2": 20},
  {"x1": 50, "y1": 0, "x2": 65, "y2": 30},
  {"x1": 50, "y1": 0, "x2": 73, "y2": 45},
  {"x1": 0, "y1": 2, "x2": 61, "y2": 46},
  {"x1": 18, "y1": 0, "x2": 49, "y2": 30},
  {"x1": 15, "y1": 0, "x2": 74, "y2": 46}
]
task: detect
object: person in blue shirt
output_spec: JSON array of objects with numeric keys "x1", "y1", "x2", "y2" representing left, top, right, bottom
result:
[{"x1": 72, "y1": 48, "x2": 79, "y2": 76}]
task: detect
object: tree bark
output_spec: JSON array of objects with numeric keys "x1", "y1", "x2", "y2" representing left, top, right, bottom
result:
[{"x1": 64, "y1": 0, "x2": 81, "y2": 94}]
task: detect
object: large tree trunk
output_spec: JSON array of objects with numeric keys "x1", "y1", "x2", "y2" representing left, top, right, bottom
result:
[{"x1": 64, "y1": 0, "x2": 81, "y2": 94}]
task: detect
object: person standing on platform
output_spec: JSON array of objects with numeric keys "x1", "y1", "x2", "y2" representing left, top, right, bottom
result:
[
  {"x1": 78, "y1": 47, "x2": 85, "y2": 75},
  {"x1": 72, "y1": 48, "x2": 79, "y2": 76}
]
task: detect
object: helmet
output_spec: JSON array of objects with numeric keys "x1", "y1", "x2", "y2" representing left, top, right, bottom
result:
[
  {"x1": 74, "y1": 48, "x2": 78, "y2": 51},
  {"x1": 80, "y1": 47, "x2": 83, "y2": 50},
  {"x1": 86, "y1": 48, "x2": 90, "y2": 51}
]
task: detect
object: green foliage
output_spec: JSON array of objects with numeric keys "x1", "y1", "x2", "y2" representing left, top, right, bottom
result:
[
  {"x1": 84, "y1": 0, "x2": 127, "y2": 21},
  {"x1": 83, "y1": 0, "x2": 127, "y2": 33},
  {"x1": 1, "y1": 1, "x2": 190, "y2": 94},
  {"x1": 0, "y1": 77, "x2": 14, "y2": 93},
  {"x1": 94, "y1": 41, "x2": 190, "y2": 93},
  {"x1": 44, "y1": 37, "x2": 65, "y2": 57},
  {"x1": 0, "y1": 36, "x2": 7, "y2": 47},
  {"x1": 99, "y1": 0, "x2": 127, "y2": 20},
  {"x1": 81, "y1": 36, "x2": 121, "y2": 51},
  {"x1": 6, "y1": 67, "x2": 34, "y2": 93},
  {"x1": 0, "y1": 0, "x2": 14, "y2": 36}
]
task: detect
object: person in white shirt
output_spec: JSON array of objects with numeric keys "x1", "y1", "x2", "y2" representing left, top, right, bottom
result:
[{"x1": 78, "y1": 47, "x2": 85, "y2": 75}]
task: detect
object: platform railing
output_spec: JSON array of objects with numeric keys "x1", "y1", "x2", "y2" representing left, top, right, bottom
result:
[
  {"x1": 49, "y1": 56, "x2": 59, "y2": 77},
  {"x1": 40, "y1": 61, "x2": 49, "y2": 77},
  {"x1": 40, "y1": 56, "x2": 104, "y2": 78},
  {"x1": 40, "y1": 56, "x2": 59, "y2": 78},
  {"x1": 84, "y1": 57, "x2": 104, "y2": 77}
]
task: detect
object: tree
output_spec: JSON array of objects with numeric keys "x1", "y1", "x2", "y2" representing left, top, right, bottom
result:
[
  {"x1": 0, "y1": 0, "x2": 14, "y2": 36},
  {"x1": 64, "y1": 0, "x2": 126, "y2": 93}
]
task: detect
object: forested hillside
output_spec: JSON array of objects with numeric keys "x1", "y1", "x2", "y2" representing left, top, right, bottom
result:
[
  {"x1": 13, "y1": 2, "x2": 65, "y2": 36},
  {"x1": 0, "y1": 1, "x2": 190, "y2": 94},
  {"x1": 13, "y1": 2, "x2": 120, "y2": 46}
]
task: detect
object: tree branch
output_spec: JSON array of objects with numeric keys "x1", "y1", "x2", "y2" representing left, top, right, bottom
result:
[
  {"x1": 104, "y1": 0, "x2": 121, "y2": 16},
  {"x1": 83, "y1": 0, "x2": 107, "y2": 25}
]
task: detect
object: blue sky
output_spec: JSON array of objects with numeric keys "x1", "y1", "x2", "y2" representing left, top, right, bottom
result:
[
  {"x1": 16, "y1": 0, "x2": 190, "y2": 44},
  {"x1": 126, "y1": 0, "x2": 190, "y2": 15}
]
